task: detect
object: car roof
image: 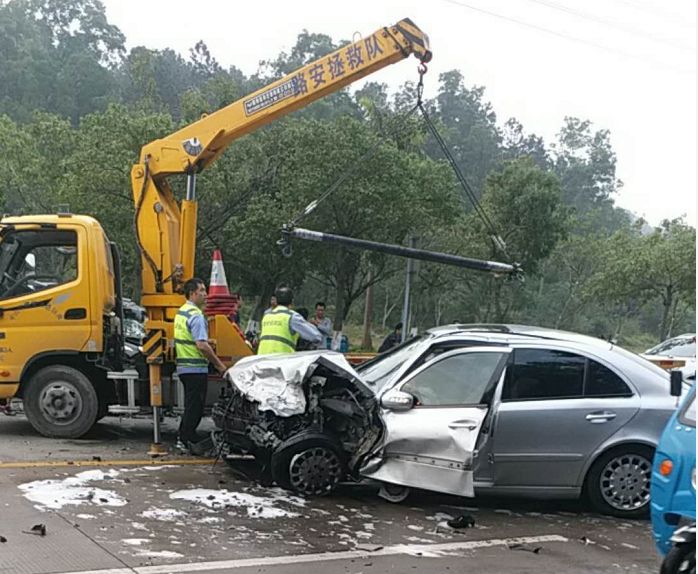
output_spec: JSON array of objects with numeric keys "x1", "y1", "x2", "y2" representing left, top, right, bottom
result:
[{"x1": 425, "y1": 323, "x2": 612, "y2": 348}]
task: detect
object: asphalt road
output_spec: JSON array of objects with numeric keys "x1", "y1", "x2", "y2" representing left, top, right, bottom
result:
[{"x1": 0, "y1": 411, "x2": 662, "y2": 574}]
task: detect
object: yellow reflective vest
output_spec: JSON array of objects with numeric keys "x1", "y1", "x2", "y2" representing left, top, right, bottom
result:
[
  {"x1": 257, "y1": 306, "x2": 299, "y2": 354},
  {"x1": 174, "y1": 301, "x2": 207, "y2": 368}
]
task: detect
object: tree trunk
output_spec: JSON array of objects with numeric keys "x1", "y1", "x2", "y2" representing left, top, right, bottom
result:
[
  {"x1": 659, "y1": 285, "x2": 674, "y2": 341},
  {"x1": 361, "y1": 272, "x2": 374, "y2": 351}
]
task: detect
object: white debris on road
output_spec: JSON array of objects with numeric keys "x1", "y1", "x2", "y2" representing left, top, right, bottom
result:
[
  {"x1": 140, "y1": 508, "x2": 187, "y2": 521},
  {"x1": 18, "y1": 469, "x2": 127, "y2": 510},
  {"x1": 170, "y1": 488, "x2": 305, "y2": 519},
  {"x1": 122, "y1": 538, "x2": 150, "y2": 546}
]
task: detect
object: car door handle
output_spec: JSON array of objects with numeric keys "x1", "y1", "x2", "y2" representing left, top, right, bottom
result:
[
  {"x1": 448, "y1": 421, "x2": 478, "y2": 430},
  {"x1": 585, "y1": 411, "x2": 617, "y2": 423}
]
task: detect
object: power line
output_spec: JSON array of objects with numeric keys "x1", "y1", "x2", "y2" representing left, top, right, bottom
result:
[
  {"x1": 439, "y1": 0, "x2": 695, "y2": 74},
  {"x1": 609, "y1": 0, "x2": 697, "y2": 27},
  {"x1": 526, "y1": 0, "x2": 694, "y2": 52}
]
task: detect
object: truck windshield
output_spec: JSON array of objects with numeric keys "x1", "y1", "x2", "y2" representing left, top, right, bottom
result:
[{"x1": 0, "y1": 230, "x2": 78, "y2": 300}]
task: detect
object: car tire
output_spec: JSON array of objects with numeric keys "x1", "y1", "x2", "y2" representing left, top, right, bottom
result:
[
  {"x1": 378, "y1": 482, "x2": 411, "y2": 503},
  {"x1": 660, "y1": 543, "x2": 696, "y2": 574},
  {"x1": 585, "y1": 444, "x2": 654, "y2": 518},
  {"x1": 23, "y1": 365, "x2": 98, "y2": 438},
  {"x1": 271, "y1": 434, "x2": 346, "y2": 496}
]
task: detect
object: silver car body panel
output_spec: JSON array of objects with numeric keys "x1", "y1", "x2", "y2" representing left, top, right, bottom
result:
[
  {"x1": 489, "y1": 341, "x2": 642, "y2": 489},
  {"x1": 362, "y1": 347, "x2": 508, "y2": 497},
  {"x1": 363, "y1": 405, "x2": 488, "y2": 497}
]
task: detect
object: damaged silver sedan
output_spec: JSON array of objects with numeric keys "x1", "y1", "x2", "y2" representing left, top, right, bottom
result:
[{"x1": 214, "y1": 324, "x2": 676, "y2": 518}]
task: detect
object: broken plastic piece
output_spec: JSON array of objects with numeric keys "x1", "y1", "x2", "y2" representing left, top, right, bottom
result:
[
  {"x1": 24, "y1": 524, "x2": 46, "y2": 536},
  {"x1": 508, "y1": 543, "x2": 541, "y2": 554},
  {"x1": 447, "y1": 514, "x2": 475, "y2": 529}
]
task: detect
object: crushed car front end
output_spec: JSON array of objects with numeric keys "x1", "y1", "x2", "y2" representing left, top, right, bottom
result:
[{"x1": 212, "y1": 352, "x2": 384, "y2": 496}]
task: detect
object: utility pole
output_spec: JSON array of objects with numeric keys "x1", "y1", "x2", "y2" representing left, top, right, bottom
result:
[
  {"x1": 361, "y1": 268, "x2": 374, "y2": 350},
  {"x1": 400, "y1": 236, "x2": 417, "y2": 343}
]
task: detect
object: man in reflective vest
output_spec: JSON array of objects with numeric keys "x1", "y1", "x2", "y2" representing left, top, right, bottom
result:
[
  {"x1": 258, "y1": 286, "x2": 323, "y2": 354},
  {"x1": 174, "y1": 278, "x2": 227, "y2": 452}
]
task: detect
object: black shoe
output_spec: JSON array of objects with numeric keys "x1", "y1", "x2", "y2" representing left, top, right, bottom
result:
[{"x1": 189, "y1": 436, "x2": 214, "y2": 456}]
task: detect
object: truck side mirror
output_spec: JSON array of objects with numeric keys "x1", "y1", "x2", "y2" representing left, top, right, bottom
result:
[{"x1": 670, "y1": 370, "x2": 683, "y2": 397}]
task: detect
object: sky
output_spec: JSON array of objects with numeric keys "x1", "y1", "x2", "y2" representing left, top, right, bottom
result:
[{"x1": 102, "y1": 0, "x2": 696, "y2": 227}]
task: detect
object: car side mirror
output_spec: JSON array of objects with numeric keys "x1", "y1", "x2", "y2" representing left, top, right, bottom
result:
[
  {"x1": 670, "y1": 370, "x2": 683, "y2": 397},
  {"x1": 380, "y1": 389, "x2": 414, "y2": 411}
]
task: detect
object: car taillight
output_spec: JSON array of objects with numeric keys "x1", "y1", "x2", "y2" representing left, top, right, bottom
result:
[{"x1": 659, "y1": 459, "x2": 674, "y2": 476}]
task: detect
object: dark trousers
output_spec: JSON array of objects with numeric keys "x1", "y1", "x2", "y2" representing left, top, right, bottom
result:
[{"x1": 178, "y1": 372, "x2": 208, "y2": 443}]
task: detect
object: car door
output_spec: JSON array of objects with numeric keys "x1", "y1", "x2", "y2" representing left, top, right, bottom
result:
[
  {"x1": 365, "y1": 347, "x2": 510, "y2": 497},
  {"x1": 491, "y1": 347, "x2": 640, "y2": 491}
]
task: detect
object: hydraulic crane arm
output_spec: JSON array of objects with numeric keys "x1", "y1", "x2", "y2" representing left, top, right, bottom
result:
[{"x1": 131, "y1": 18, "x2": 431, "y2": 306}]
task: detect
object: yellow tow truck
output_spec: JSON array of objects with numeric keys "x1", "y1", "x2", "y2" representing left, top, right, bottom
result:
[{"x1": 0, "y1": 18, "x2": 431, "y2": 443}]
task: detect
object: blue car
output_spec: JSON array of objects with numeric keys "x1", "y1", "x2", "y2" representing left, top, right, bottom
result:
[{"x1": 650, "y1": 377, "x2": 695, "y2": 574}]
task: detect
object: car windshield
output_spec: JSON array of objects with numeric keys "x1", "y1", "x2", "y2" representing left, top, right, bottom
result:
[
  {"x1": 357, "y1": 335, "x2": 427, "y2": 391},
  {"x1": 679, "y1": 390, "x2": 696, "y2": 427},
  {"x1": 645, "y1": 335, "x2": 696, "y2": 358}
]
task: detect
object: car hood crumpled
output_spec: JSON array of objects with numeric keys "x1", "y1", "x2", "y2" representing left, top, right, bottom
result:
[{"x1": 224, "y1": 351, "x2": 371, "y2": 418}]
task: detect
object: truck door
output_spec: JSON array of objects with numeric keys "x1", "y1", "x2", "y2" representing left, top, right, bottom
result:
[{"x1": 0, "y1": 227, "x2": 91, "y2": 387}]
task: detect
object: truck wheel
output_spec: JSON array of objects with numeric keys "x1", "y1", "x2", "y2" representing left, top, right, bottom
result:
[
  {"x1": 24, "y1": 366, "x2": 98, "y2": 438},
  {"x1": 585, "y1": 444, "x2": 653, "y2": 518}
]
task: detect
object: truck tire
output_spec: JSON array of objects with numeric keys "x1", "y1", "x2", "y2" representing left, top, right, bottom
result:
[{"x1": 23, "y1": 365, "x2": 98, "y2": 438}]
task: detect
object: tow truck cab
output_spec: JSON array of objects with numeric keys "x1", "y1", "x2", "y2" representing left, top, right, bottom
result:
[{"x1": 0, "y1": 214, "x2": 123, "y2": 437}]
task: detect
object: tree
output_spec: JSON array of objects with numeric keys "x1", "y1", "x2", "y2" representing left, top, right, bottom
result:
[
  {"x1": 590, "y1": 220, "x2": 696, "y2": 341},
  {"x1": 27, "y1": 0, "x2": 125, "y2": 66},
  {"x1": 551, "y1": 117, "x2": 628, "y2": 232},
  {"x1": 501, "y1": 118, "x2": 549, "y2": 169},
  {"x1": 0, "y1": 0, "x2": 123, "y2": 122},
  {"x1": 455, "y1": 158, "x2": 568, "y2": 322},
  {"x1": 424, "y1": 70, "x2": 502, "y2": 193}
]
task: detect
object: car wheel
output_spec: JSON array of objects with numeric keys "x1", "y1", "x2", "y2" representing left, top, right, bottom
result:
[
  {"x1": 585, "y1": 445, "x2": 654, "y2": 518},
  {"x1": 661, "y1": 543, "x2": 696, "y2": 574},
  {"x1": 378, "y1": 482, "x2": 411, "y2": 503},
  {"x1": 271, "y1": 435, "x2": 346, "y2": 496},
  {"x1": 23, "y1": 365, "x2": 98, "y2": 438}
]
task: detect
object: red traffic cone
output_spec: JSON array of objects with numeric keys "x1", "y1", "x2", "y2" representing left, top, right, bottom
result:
[{"x1": 205, "y1": 250, "x2": 239, "y2": 319}]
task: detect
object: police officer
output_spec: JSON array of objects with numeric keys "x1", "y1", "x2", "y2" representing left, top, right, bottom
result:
[
  {"x1": 174, "y1": 278, "x2": 227, "y2": 452},
  {"x1": 257, "y1": 286, "x2": 322, "y2": 354}
]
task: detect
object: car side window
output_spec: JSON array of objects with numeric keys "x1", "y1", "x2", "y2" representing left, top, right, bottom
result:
[
  {"x1": 503, "y1": 349, "x2": 585, "y2": 401},
  {"x1": 401, "y1": 351, "x2": 507, "y2": 407},
  {"x1": 585, "y1": 359, "x2": 633, "y2": 397}
]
